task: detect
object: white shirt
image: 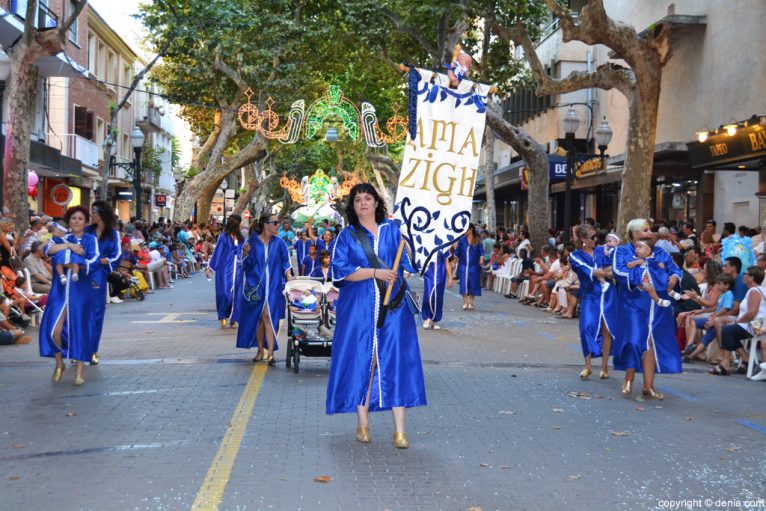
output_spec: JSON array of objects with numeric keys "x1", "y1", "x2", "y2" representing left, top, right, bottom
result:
[
  {"x1": 738, "y1": 286, "x2": 766, "y2": 333},
  {"x1": 149, "y1": 249, "x2": 163, "y2": 262}
]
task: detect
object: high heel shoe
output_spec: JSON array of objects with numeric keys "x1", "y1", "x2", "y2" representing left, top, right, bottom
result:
[
  {"x1": 90, "y1": 353, "x2": 100, "y2": 365},
  {"x1": 266, "y1": 353, "x2": 276, "y2": 366},
  {"x1": 74, "y1": 374, "x2": 85, "y2": 386},
  {"x1": 229, "y1": 322, "x2": 237, "y2": 329},
  {"x1": 621, "y1": 380, "x2": 632, "y2": 396},
  {"x1": 52, "y1": 365, "x2": 65, "y2": 383},
  {"x1": 642, "y1": 388, "x2": 664, "y2": 400},
  {"x1": 599, "y1": 370, "x2": 609, "y2": 379},
  {"x1": 579, "y1": 368, "x2": 592, "y2": 379},
  {"x1": 393, "y1": 432, "x2": 409, "y2": 449},
  {"x1": 220, "y1": 319, "x2": 228, "y2": 328},
  {"x1": 356, "y1": 427, "x2": 371, "y2": 444},
  {"x1": 253, "y1": 349, "x2": 264, "y2": 362}
]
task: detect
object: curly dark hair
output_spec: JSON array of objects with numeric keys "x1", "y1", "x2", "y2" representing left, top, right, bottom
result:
[
  {"x1": 345, "y1": 183, "x2": 387, "y2": 226},
  {"x1": 90, "y1": 200, "x2": 117, "y2": 241},
  {"x1": 64, "y1": 205, "x2": 90, "y2": 226}
]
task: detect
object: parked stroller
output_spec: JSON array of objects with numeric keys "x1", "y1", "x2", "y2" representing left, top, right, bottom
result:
[{"x1": 284, "y1": 278, "x2": 333, "y2": 373}]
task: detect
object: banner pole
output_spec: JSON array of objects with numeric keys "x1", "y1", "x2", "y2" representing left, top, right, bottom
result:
[{"x1": 383, "y1": 239, "x2": 406, "y2": 306}]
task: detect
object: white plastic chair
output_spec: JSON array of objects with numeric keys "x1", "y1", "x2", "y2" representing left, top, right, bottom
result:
[{"x1": 746, "y1": 334, "x2": 766, "y2": 381}]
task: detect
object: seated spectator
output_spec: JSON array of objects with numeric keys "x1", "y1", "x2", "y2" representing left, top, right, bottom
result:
[
  {"x1": 505, "y1": 248, "x2": 534, "y2": 298},
  {"x1": 546, "y1": 245, "x2": 578, "y2": 317},
  {"x1": 670, "y1": 252, "x2": 702, "y2": 317},
  {"x1": 700, "y1": 220, "x2": 721, "y2": 258},
  {"x1": 521, "y1": 246, "x2": 556, "y2": 304},
  {"x1": 147, "y1": 241, "x2": 171, "y2": 289},
  {"x1": 655, "y1": 226, "x2": 680, "y2": 255},
  {"x1": 531, "y1": 247, "x2": 562, "y2": 308},
  {"x1": 20, "y1": 217, "x2": 45, "y2": 258},
  {"x1": 23, "y1": 241, "x2": 53, "y2": 294},
  {"x1": 709, "y1": 266, "x2": 766, "y2": 375},
  {"x1": 0, "y1": 299, "x2": 31, "y2": 345},
  {"x1": 682, "y1": 274, "x2": 733, "y2": 363},
  {"x1": 757, "y1": 253, "x2": 766, "y2": 271}
]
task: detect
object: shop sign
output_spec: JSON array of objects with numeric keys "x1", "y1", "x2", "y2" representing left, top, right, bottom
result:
[
  {"x1": 50, "y1": 184, "x2": 73, "y2": 206},
  {"x1": 687, "y1": 124, "x2": 766, "y2": 168},
  {"x1": 575, "y1": 157, "x2": 605, "y2": 178},
  {"x1": 155, "y1": 194, "x2": 167, "y2": 207},
  {"x1": 116, "y1": 189, "x2": 134, "y2": 201}
]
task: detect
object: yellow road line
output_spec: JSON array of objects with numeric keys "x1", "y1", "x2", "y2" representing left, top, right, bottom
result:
[
  {"x1": 191, "y1": 362, "x2": 267, "y2": 511},
  {"x1": 192, "y1": 321, "x2": 284, "y2": 510}
]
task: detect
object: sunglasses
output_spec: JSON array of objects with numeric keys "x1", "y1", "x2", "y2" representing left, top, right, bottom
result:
[{"x1": 265, "y1": 221, "x2": 279, "y2": 225}]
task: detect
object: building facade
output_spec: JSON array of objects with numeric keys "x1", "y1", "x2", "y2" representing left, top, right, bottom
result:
[{"x1": 476, "y1": 0, "x2": 766, "y2": 234}]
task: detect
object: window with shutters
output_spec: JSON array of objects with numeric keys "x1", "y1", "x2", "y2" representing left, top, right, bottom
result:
[{"x1": 74, "y1": 106, "x2": 94, "y2": 141}]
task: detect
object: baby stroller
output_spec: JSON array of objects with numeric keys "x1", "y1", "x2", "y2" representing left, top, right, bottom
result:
[
  {"x1": 322, "y1": 282, "x2": 339, "y2": 328},
  {"x1": 284, "y1": 278, "x2": 332, "y2": 373},
  {"x1": 125, "y1": 276, "x2": 145, "y2": 301}
]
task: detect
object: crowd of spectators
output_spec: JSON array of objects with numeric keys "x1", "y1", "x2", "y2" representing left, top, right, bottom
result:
[
  {"x1": 476, "y1": 216, "x2": 766, "y2": 376},
  {"x1": 0, "y1": 206, "x2": 220, "y2": 346}
]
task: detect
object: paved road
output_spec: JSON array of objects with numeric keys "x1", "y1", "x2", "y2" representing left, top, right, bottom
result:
[{"x1": 1, "y1": 273, "x2": 765, "y2": 511}]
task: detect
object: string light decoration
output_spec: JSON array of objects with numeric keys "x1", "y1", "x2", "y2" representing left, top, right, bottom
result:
[
  {"x1": 238, "y1": 85, "x2": 407, "y2": 147},
  {"x1": 305, "y1": 85, "x2": 360, "y2": 141},
  {"x1": 279, "y1": 168, "x2": 360, "y2": 207}
]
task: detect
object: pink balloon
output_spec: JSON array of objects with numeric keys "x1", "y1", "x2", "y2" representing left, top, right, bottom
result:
[
  {"x1": 27, "y1": 169, "x2": 39, "y2": 187},
  {"x1": 27, "y1": 185, "x2": 36, "y2": 194}
]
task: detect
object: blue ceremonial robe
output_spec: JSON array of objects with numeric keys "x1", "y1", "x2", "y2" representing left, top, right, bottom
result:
[
  {"x1": 302, "y1": 255, "x2": 318, "y2": 277},
  {"x1": 85, "y1": 227, "x2": 122, "y2": 353},
  {"x1": 308, "y1": 264, "x2": 331, "y2": 283},
  {"x1": 235, "y1": 234, "x2": 291, "y2": 350},
  {"x1": 569, "y1": 248, "x2": 616, "y2": 359},
  {"x1": 455, "y1": 236, "x2": 484, "y2": 296},
  {"x1": 612, "y1": 244, "x2": 683, "y2": 374},
  {"x1": 422, "y1": 251, "x2": 447, "y2": 322},
  {"x1": 39, "y1": 233, "x2": 100, "y2": 362},
  {"x1": 210, "y1": 233, "x2": 244, "y2": 321},
  {"x1": 317, "y1": 238, "x2": 336, "y2": 257},
  {"x1": 292, "y1": 239, "x2": 313, "y2": 276},
  {"x1": 326, "y1": 220, "x2": 427, "y2": 414}
]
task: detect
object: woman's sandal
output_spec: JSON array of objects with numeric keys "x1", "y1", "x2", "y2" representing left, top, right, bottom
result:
[{"x1": 708, "y1": 364, "x2": 729, "y2": 376}]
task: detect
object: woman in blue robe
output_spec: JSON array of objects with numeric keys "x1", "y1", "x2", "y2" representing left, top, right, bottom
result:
[
  {"x1": 40, "y1": 206, "x2": 100, "y2": 386},
  {"x1": 210, "y1": 214, "x2": 244, "y2": 328},
  {"x1": 236, "y1": 213, "x2": 293, "y2": 364},
  {"x1": 612, "y1": 219, "x2": 683, "y2": 400},
  {"x1": 85, "y1": 200, "x2": 122, "y2": 365},
  {"x1": 315, "y1": 229, "x2": 336, "y2": 259},
  {"x1": 421, "y1": 250, "x2": 451, "y2": 330},
  {"x1": 292, "y1": 230, "x2": 313, "y2": 276},
  {"x1": 454, "y1": 224, "x2": 484, "y2": 310},
  {"x1": 569, "y1": 225, "x2": 617, "y2": 380},
  {"x1": 326, "y1": 183, "x2": 426, "y2": 450}
]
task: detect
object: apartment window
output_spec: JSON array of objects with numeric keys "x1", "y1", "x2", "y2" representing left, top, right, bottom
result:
[
  {"x1": 123, "y1": 134, "x2": 130, "y2": 159},
  {"x1": 123, "y1": 65, "x2": 132, "y2": 88},
  {"x1": 107, "y1": 51, "x2": 115, "y2": 86},
  {"x1": 67, "y1": 0, "x2": 78, "y2": 43},
  {"x1": 87, "y1": 33, "x2": 96, "y2": 74},
  {"x1": 74, "y1": 106, "x2": 94, "y2": 141},
  {"x1": 97, "y1": 42, "x2": 106, "y2": 80},
  {"x1": 96, "y1": 118, "x2": 105, "y2": 149}
]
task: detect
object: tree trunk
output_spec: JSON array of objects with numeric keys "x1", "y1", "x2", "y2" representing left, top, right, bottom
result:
[
  {"x1": 4, "y1": 50, "x2": 41, "y2": 234},
  {"x1": 196, "y1": 182, "x2": 220, "y2": 224},
  {"x1": 486, "y1": 107, "x2": 550, "y2": 255},
  {"x1": 481, "y1": 126, "x2": 497, "y2": 233},
  {"x1": 616, "y1": 80, "x2": 660, "y2": 239},
  {"x1": 232, "y1": 163, "x2": 258, "y2": 216}
]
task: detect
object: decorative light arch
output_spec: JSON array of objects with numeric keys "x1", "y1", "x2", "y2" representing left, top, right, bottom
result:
[{"x1": 304, "y1": 85, "x2": 360, "y2": 141}]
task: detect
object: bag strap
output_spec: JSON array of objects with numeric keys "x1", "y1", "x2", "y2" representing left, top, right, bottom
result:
[{"x1": 348, "y1": 225, "x2": 407, "y2": 326}]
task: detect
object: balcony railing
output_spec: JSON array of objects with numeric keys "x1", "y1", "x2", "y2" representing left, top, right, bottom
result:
[
  {"x1": 72, "y1": 135, "x2": 99, "y2": 168},
  {"x1": 136, "y1": 103, "x2": 163, "y2": 132}
]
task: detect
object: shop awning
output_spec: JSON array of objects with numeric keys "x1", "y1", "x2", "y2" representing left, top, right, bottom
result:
[{"x1": 687, "y1": 124, "x2": 766, "y2": 168}]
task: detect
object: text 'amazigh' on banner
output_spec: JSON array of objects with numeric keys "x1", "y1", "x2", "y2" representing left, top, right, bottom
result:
[{"x1": 392, "y1": 68, "x2": 490, "y2": 274}]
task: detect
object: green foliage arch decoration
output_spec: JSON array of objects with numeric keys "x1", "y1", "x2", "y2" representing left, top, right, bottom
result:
[{"x1": 305, "y1": 85, "x2": 360, "y2": 142}]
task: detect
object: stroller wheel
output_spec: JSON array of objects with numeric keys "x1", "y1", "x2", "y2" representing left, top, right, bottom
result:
[{"x1": 292, "y1": 348, "x2": 300, "y2": 374}]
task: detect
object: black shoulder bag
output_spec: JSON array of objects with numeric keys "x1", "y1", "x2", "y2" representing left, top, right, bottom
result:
[{"x1": 348, "y1": 226, "x2": 415, "y2": 328}]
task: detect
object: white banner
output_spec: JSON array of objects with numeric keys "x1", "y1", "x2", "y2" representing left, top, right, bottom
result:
[{"x1": 393, "y1": 68, "x2": 490, "y2": 273}]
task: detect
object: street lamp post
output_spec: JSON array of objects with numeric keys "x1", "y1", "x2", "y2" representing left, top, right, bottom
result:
[
  {"x1": 0, "y1": 48, "x2": 12, "y2": 212},
  {"x1": 101, "y1": 135, "x2": 115, "y2": 202},
  {"x1": 562, "y1": 107, "x2": 580, "y2": 243},
  {"x1": 130, "y1": 127, "x2": 145, "y2": 220},
  {"x1": 220, "y1": 179, "x2": 229, "y2": 226}
]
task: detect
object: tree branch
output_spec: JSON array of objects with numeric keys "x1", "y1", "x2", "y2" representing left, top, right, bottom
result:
[
  {"x1": 381, "y1": 8, "x2": 438, "y2": 62},
  {"x1": 493, "y1": 22, "x2": 635, "y2": 98},
  {"x1": 214, "y1": 50, "x2": 251, "y2": 94},
  {"x1": 58, "y1": 0, "x2": 88, "y2": 38}
]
